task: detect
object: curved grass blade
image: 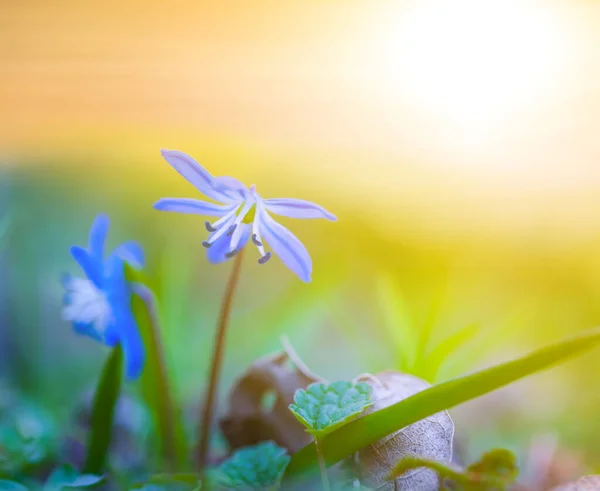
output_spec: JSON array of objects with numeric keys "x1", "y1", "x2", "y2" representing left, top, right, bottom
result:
[
  {"x1": 285, "y1": 327, "x2": 600, "y2": 480},
  {"x1": 128, "y1": 267, "x2": 186, "y2": 470},
  {"x1": 420, "y1": 322, "x2": 481, "y2": 382},
  {"x1": 83, "y1": 345, "x2": 123, "y2": 474}
]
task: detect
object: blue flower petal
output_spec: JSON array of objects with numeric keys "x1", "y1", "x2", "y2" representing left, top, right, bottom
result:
[
  {"x1": 115, "y1": 306, "x2": 144, "y2": 379},
  {"x1": 70, "y1": 246, "x2": 103, "y2": 288},
  {"x1": 104, "y1": 255, "x2": 145, "y2": 379},
  {"x1": 112, "y1": 241, "x2": 145, "y2": 269},
  {"x1": 88, "y1": 214, "x2": 110, "y2": 261},
  {"x1": 263, "y1": 198, "x2": 337, "y2": 221},
  {"x1": 160, "y1": 150, "x2": 238, "y2": 204},
  {"x1": 257, "y1": 203, "x2": 312, "y2": 282},
  {"x1": 206, "y1": 224, "x2": 251, "y2": 264},
  {"x1": 153, "y1": 198, "x2": 235, "y2": 216},
  {"x1": 73, "y1": 321, "x2": 104, "y2": 343},
  {"x1": 103, "y1": 325, "x2": 120, "y2": 347}
]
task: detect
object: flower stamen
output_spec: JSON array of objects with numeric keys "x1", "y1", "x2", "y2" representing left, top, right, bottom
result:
[
  {"x1": 204, "y1": 207, "x2": 238, "y2": 234},
  {"x1": 258, "y1": 252, "x2": 272, "y2": 264},
  {"x1": 228, "y1": 201, "x2": 254, "y2": 252}
]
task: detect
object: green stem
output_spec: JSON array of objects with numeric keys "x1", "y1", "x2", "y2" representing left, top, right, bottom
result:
[
  {"x1": 197, "y1": 249, "x2": 245, "y2": 474},
  {"x1": 84, "y1": 345, "x2": 123, "y2": 474},
  {"x1": 314, "y1": 437, "x2": 330, "y2": 491},
  {"x1": 133, "y1": 284, "x2": 179, "y2": 471}
]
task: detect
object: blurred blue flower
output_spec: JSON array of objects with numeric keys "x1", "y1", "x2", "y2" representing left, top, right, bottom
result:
[
  {"x1": 154, "y1": 150, "x2": 336, "y2": 282},
  {"x1": 62, "y1": 215, "x2": 145, "y2": 379}
]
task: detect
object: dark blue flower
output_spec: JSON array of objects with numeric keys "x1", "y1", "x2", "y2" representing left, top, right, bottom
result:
[{"x1": 62, "y1": 214, "x2": 145, "y2": 379}]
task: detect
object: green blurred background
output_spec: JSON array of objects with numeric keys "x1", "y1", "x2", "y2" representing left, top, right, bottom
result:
[{"x1": 2, "y1": 0, "x2": 600, "y2": 472}]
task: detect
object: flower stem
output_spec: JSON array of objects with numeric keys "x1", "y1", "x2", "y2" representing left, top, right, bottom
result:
[
  {"x1": 314, "y1": 437, "x2": 330, "y2": 491},
  {"x1": 197, "y1": 248, "x2": 245, "y2": 473},
  {"x1": 132, "y1": 283, "x2": 180, "y2": 471}
]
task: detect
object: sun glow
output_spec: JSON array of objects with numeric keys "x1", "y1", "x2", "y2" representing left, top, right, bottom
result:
[{"x1": 371, "y1": 0, "x2": 577, "y2": 151}]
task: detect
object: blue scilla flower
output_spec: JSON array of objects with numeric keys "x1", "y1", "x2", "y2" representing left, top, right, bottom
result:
[
  {"x1": 62, "y1": 214, "x2": 145, "y2": 379},
  {"x1": 154, "y1": 150, "x2": 336, "y2": 282}
]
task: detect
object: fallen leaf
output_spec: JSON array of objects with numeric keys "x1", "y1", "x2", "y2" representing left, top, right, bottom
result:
[
  {"x1": 220, "y1": 338, "x2": 323, "y2": 453},
  {"x1": 353, "y1": 371, "x2": 454, "y2": 491}
]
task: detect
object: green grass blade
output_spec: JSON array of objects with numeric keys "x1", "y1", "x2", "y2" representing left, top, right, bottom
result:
[
  {"x1": 131, "y1": 282, "x2": 186, "y2": 470},
  {"x1": 284, "y1": 326, "x2": 600, "y2": 480},
  {"x1": 376, "y1": 275, "x2": 418, "y2": 372},
  {"x1": 420, "y1": 322, "x2": 481, "y2": 382},
  {"x1": 83, "y1": 346, "x2": 123, "y2": 474}
]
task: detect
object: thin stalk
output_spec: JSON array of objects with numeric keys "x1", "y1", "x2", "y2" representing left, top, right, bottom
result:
[
  {"x1": 197, "y1": 249, "x2": 245, "y2": 473},
  {"x1": 132, "y1": 283, "x2": 179, "y2": 471},
  {"x1": 314, "y1": 437, "x2": 330, "y2": 491}
]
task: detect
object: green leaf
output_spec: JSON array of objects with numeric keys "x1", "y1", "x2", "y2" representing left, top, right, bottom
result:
[
  {"x1": 0, "y1": 480, "x2": 28, "y2": 490},
  {"x1": 386, "y1": 449, "x2": 518, "y2": 490},
  {"x1": 285, "y1": 326, "x2": 600, "y2": 480},
  {"x1": 44, "y1": 464, "x2": 103, "y2": 490},
  {"x1": 289, "y1": 382, "x2": 373, "y2": 439},
  {"x1": 130, "y1": 473, "x2": 199, "y2": 491},
  {"x1": 466, "y1": 449, "x2": 518, "y2": 486},
  {"x1": 83, "y1": 346, "x2": 123, "y2": 475},
  {"x1": 0, "y1": 401, "x2": 57, "y2": 476},
  {"x1": 204, "y1": 442, "x2": 290, "y2": 490}
]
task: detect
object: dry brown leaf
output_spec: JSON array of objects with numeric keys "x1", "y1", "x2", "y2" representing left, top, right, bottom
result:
[
  {"x1": 219, "y1": 337, "x2": 324, "y2": 453},
  {"x1": 353, "y1": 371, "x2": 455, "y2": 491}
]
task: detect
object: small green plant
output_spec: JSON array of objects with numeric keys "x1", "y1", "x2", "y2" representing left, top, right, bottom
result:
[
  {"x1": 0, "y1": 464, "x2": 103, "y2": 491},
  {"x1": 289, "y1": 381, "x2": 373, "y2": 490},
  {"x1": 0, "y1": 401, "x2": 57, "y2": 478},
  {"x1": 0, "y1": 481, "x2": 28, "y2": 490},
  {"x1": 387, "y1": 448, "x2": 518, "y2": 490},
  {"x1": 204, "y1": 441, "x2": 290, "y2": 490},
  {"x1": 43, "y1": 464, "x2": 104, "y2": 490}
]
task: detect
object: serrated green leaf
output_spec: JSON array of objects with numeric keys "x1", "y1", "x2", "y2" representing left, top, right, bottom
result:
[
  {"x1": 44, "y1": 464, "x2": 103, "y2": 490},
  {"x1": 204, "y1": 442, "x2": 290, "y2": 490},
  {"x1": 83, "y1": 346, "x2": 123, "y2": 474},
  {"x1": 0, "y1": 481, "x2": 28, "y2": 491},
  {"x1": 285, "y1": 327, "x2": 600, "y2": 480},
  {"x1": 289, "y1": 382, "x2": 373, "y2": 438}
]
